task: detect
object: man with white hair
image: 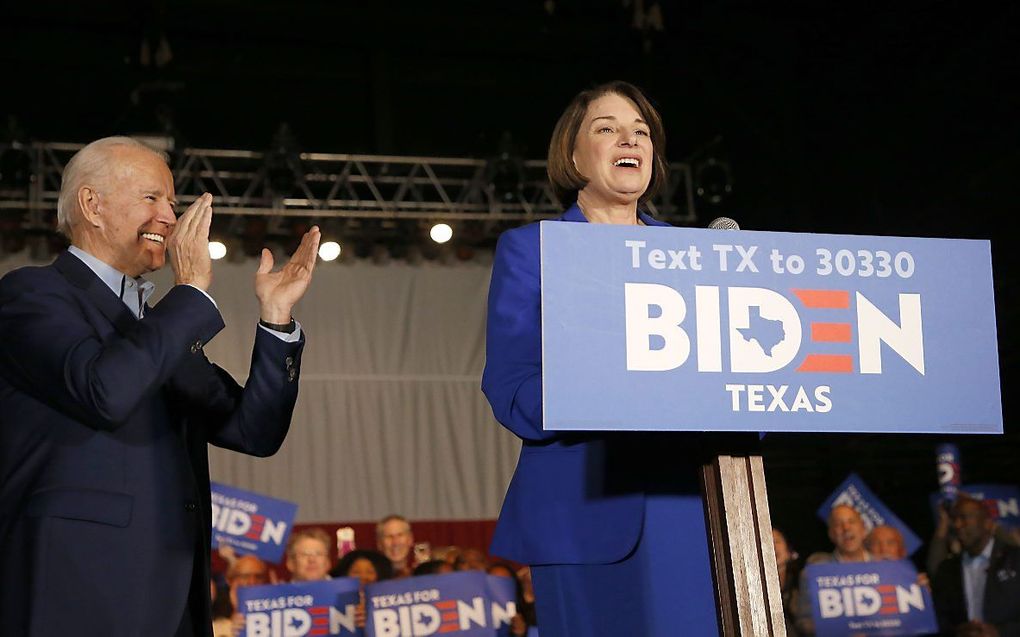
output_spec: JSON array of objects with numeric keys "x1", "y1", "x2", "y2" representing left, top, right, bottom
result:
[{"x1": 0, "y1": 136, "x2": 320, "y2": 636}]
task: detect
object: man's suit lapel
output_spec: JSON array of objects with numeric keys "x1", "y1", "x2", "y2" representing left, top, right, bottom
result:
[
  {"x1": 987, "y1": 539, "x2": 1016, "y2": 592},
  {"x1": 52, "y1": 251, "x2": 137, "y2": 335}
]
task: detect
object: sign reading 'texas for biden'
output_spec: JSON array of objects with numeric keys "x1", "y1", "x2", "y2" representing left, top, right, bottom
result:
[
  {"x1": 539, "y1": 222, "x2": 1001, "y2": 434},
  {"x1": 804, "y1": 560, "x2": 937, "y2": 636},
  {"x1": 211, "y1": 481, "x2": 298, "y2": 563}
]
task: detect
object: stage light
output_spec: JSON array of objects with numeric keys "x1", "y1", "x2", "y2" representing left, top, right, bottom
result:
[
  {"x1": 430, "y1": 223, "x2": 453, "y2": 244},
  {"x1": 209, "y1": 241, "x2": 227, "y2": 260},
  {"x1": 318, "y1": 240, "x2": 341, "y2": 261}
]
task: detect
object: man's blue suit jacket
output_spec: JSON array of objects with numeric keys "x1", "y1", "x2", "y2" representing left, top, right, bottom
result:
[
  {"x1": 0, "y1": 251, "x2": 304, "y2": 636},
  {"x1": 482, "y1": 204, "x2": 672, "y2": 565},
  {"x1": 932, "y1": 539, "x2": 1020, "y2": 636}
]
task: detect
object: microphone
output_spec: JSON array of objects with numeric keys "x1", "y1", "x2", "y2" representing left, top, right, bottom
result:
[{"x1": 708, "y1": 216, "x2": 740, "y2": 231}]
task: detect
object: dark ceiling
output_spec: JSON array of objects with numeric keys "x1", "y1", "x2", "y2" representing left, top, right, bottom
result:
[
  {"x1": 2, "y1": 0, "x2": 1018, "y2": 552},
  {"x1": 3, "y1": 1, "x2": 1016, "y2": 228}
]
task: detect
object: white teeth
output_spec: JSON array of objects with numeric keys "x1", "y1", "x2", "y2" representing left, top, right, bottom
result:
[
  {"x1": 614, "y1": 158, "x2": 640, "y2": 167},
  {"x1": 141, "y1": 233, "x2": 164, "y2": 243}
]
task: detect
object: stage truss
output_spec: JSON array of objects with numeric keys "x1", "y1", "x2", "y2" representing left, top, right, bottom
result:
[{"x1": 0, "y1": 142, "x2": 698, "y2": 247}]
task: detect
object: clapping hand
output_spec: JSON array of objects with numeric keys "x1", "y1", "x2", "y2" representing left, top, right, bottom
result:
[
  {"x1": 167, "y1": 192, "x2": 214, "y2": 290},
  {"x1": 254, "y1": 226, "x2": 321, "y2": 324}
]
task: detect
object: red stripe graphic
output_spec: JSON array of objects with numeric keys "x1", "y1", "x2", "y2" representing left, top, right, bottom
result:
[
  {"x1": 797, "y1": 354, "x2": 853, "y2": 373},
  {"x1": 793, "y1": 289, "x2": 850, "y2": 309},
  {"x1": 441, "y1": 612, "x2": 459, "y2": 621},
  {"x1": 810, "y1": 322, "x2": 852, "y2": 342},
  {"x1": 434, "y1": 601, "x2": 457, "y2": 610},
  {"x1": 244, "y1": 515, "x2": 266, "y2": 539},
  {"x1": 439, "y1": 625, "x2": 460, "y2": 633}
]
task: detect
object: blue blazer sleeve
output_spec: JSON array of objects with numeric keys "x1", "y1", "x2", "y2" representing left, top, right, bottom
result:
[
  {"x1": 166, "y1": 326, "x2": 304, "y2": 457},
  {"x1": 481, "y1": 224, "x2": 561, "y2": 442}
]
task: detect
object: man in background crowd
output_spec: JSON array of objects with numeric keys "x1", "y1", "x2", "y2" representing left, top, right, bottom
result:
[
  {"x1": 454, "y1": 547, "x2": 490, "y2": 572},
  {"x1": 932, "y1": 493, "x2": 1020, "y2": 637},
  {"x1": 377, "y1": 514, "x2": 415, "y2": 578},
  {"x1": 796, "y1": 504, "x2": 873, "y2": 635},
  {"x1": 286, "y1": 527, "x2": 334, "y2": 582},
  {"x1": 865, "y1": 524, "x2": 907, "y2": 560},
  {"x1": 212, "y1": 555, "x2": 272, "y2": 637}
]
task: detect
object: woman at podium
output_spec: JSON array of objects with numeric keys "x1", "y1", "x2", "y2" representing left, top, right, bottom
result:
[{"x1": 482, "y1": 81, "x2": 724, "y2": 636}]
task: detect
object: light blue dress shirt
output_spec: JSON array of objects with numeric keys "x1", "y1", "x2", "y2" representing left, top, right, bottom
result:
[
  {"x1": 66, "y1": 246, "x2": 300, "y2": 341},
  {"x1": 961, "y1": 537, "x2": 993, "y2": 620}
]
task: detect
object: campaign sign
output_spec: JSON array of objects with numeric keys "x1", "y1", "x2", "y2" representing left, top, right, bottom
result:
[
  {"x1": 238, "y1": 578, "x2": 362, "y2": 637},
  {"x1": 365, "y1": 571, "x2": 517, "y2": 636},
  {"x1": 805, "y1": 560, "x2": 937, "y2": 636},
  {"x1": 211, "y1": 481, "x2": 298, "y2": 562},
  {"x1": 818, "y1": 473, "x2": 923, "y2": 557},
  {"x1": 929, "y1": 483, "x2": 1020, "y2": 529},
  {"x1": 540, "y1": 222, "x2": 1002, "y2": 433}
]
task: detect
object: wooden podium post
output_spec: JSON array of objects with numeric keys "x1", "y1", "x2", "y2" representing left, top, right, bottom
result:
[{"x1": 701, "y1": 455, "x2": 787, "y2": 636}]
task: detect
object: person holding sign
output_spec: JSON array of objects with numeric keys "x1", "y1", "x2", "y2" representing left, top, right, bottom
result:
[
  {"x1": 0, "y1": 136, "x2": 319, "y2": 637},
  {"x1": 795, "y1": 504, "x2": 873, "y2": 635},
  {"x1": 482, "y1": 81, "x2": 755, "y2": 636}
]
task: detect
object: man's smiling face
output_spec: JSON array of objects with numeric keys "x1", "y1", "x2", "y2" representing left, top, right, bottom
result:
[{"x1": 91, "y1": 145, "x2": 177, "y2": 277}]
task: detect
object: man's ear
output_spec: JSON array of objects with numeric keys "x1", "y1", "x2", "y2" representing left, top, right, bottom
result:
[{"x1": 77, "y1": 185, "x2": 102, "y2": 228}]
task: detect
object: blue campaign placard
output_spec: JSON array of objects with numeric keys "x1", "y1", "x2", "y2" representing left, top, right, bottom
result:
[
  {"x1": 540, "y1": 222, "x2": 1002, "y2": 433},
  {"x1": 805, "y1": 560, "x2": 938, "y2": 636},
  {"x1": 237, "y1": 578, "x2": 362, "y2": 637},
  {"x1": 365, "y1": 571, "x2": 517, "y2": 637},
  {"x1": 210, "y1": 481, "x2": 299, "y2": 563},
  {"x1": 929, "y1": 483, "x2": 1020, "y2": 529},
  {"x1": 818, "y1": 473, "x2": 923, "y2": 557}
]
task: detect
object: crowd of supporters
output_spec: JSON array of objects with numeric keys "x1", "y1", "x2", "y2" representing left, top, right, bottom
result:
[
  {"x1": 210, "y1": 491, "x2": 1020, "y2": 636},
  {"x1": 211, "y1": 514, "x2": 538, "y2": 637},
  {"x1": 772, "y1": 494, "x2": 1020, "y2": 637}
]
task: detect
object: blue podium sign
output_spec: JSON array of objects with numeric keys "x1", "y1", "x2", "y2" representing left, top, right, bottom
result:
[{"x1": 540, "y1": 222, "x2": 1001, "y2": 433}]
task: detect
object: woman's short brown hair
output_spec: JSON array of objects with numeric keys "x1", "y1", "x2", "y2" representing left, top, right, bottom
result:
[{"x1": 547, "y1": 80, "x2": 668, "y2": 205}]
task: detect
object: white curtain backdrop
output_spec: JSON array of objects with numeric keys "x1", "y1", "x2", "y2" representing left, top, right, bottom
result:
[{"x1": 0, "y1": 250, "x2": 520, "y2": 524}]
